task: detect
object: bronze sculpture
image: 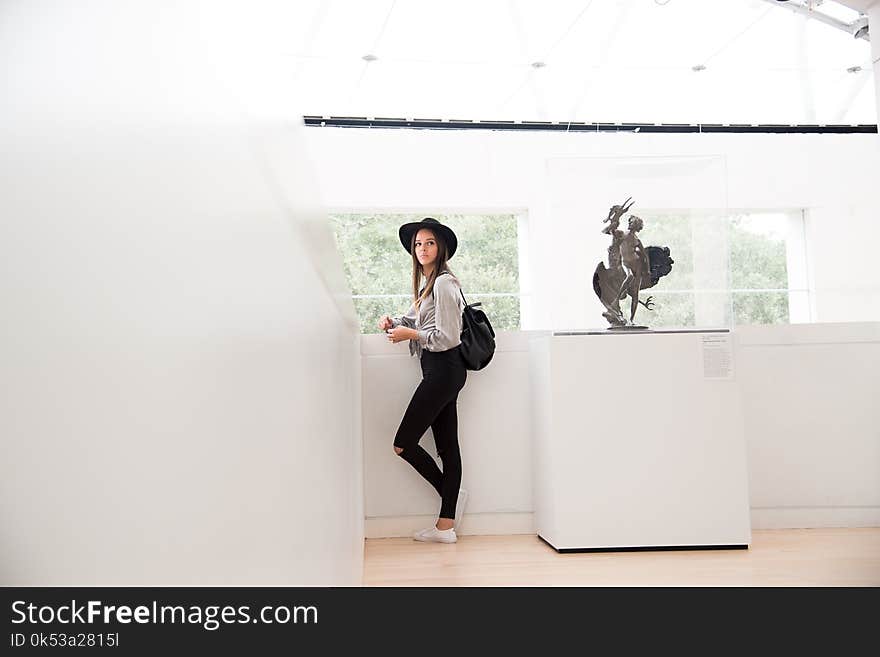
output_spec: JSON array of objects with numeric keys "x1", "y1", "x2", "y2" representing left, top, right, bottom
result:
[{"x1": 592, "y1": 198, "x2": 674, "y2": 329}]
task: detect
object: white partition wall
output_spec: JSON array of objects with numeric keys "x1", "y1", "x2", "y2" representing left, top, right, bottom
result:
[
  {"x1": 737, "y1": 322, "x2": 880, "y2": 529},
  {"x1": 361, "y1": 332, "x2": 534, "y2": 538},
  {"x1": 0, "y1": 2, "x2": 362, "y2": 585},
  {"x1": 360, "y1": 325, "x2": 879, "y2": 536}
]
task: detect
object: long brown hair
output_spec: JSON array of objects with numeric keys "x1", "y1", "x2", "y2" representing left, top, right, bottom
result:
[{"x1": 411, "y1": 229, "x2": 455, "y2": 310}]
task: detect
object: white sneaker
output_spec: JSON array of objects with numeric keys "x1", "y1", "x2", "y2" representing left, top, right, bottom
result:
[
  {"x1": 454, "y1": 488, "x2": 468, "y2": 533},
  {"x1": 413, "y1": 527, "x2": 434, "y2": 539},
  {"x1": 413, "y1": 526, "x2": 457, "y2": 543}
]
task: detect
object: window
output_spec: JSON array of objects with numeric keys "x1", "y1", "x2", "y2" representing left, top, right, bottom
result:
[
  {"x1": 633, "y1": 210, "x2": 809, "y2": 328},
  {"x1": 330, "y1": 212, "x2": 521, "y2": 334}
]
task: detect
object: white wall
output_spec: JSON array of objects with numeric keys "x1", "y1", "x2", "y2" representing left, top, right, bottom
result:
[
  {"x1": 361, "y1": 333, "x2": 534, "y2": 538},
  {"x1": 304, "y1": 127, "x2": 880, "y2": 533},
  {"x1": 306, "y1": 127, "x2": 880, "y2": 328},
  {"x1": 737, "y1": 322, "x2": 880, "y2": 529},
  {"x1": 362, "y1": 325, "x2": 879, "y2": 536},
  {"x1": 0, "y1": 2, "x2": 363, "y2": 585},
  {"x1": 870, "y1": 3, "x2": 880, "y2": 125}
]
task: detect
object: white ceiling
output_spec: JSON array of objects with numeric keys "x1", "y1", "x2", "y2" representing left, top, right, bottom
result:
[{"x1": 274, "y1": 0, "x2": 877, "y2": 125}]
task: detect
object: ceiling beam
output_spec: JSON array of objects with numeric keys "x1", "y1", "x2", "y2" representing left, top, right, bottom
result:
[
  {"x1": 759, "y1": 0, "x2": 870, "y2": 41},
  {"x1": 832, "y1": 1, "x2": 877, "y2": 12}
]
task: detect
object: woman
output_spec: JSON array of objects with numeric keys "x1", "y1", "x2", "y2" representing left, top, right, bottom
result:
[{"x1": 377, "y1": 217, "x2": 468, "y2": 544}]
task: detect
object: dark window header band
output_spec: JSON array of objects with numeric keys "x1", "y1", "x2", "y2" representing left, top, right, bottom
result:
[{"x1": 303, "y1": 116, "x2": 877, "y2": 134}]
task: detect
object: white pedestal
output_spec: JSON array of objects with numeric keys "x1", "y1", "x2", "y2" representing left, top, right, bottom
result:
[{"x1": 529, "y1": 330, "x2": 751, "y2": 552}]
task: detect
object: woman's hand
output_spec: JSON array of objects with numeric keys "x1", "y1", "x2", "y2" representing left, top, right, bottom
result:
[
  {"x1": 387, "y1": 326, "x2": 416, "y2": 344},
  {"x1": 377, "y1": 315, "x2": 393, "y2": 331}
]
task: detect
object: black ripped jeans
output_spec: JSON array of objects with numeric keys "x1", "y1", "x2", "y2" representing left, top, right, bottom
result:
[{"x1": 393, "y1": 345, "x2": 467, "y2": 520}]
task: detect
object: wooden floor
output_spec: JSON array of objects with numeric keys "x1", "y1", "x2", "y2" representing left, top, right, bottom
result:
[{"x1": 363, "y1": 528, "x2": 880, "y2": 586}]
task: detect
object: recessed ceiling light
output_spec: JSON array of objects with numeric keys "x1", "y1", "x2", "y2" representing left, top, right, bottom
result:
[
  {"x1": 692, "y1": 64, "x2": 706, "y2": 72},
  {"x1": 362, "y1": 54, "x2": 378, "y2": 62},
  {"x1": 531, "y1": 61, "x2": 546, "y2": 69},
  {"x1": 846, "y1": 65, "x2": 862, "y2": 73}
]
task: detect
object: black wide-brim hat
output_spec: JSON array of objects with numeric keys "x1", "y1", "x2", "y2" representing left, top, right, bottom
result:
[{"x1": 398, "y1": 217, "x2": 458, "y2": 259}]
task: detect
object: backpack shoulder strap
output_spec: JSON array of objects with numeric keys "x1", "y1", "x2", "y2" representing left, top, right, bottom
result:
[
  {"x1": 434, "y1": 271, "x2": 475, "y2": 309},
  {"x1": 459, "y1": 289, "x2": 481, "y2": 309}
]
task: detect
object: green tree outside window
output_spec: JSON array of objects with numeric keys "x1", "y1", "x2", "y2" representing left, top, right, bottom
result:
[
  {"x1": 637, "y1": 212, "x2": 792, "y2": 328},
  {"x1": 330, "y1": 213, "x2": 521, "y2": 334}
]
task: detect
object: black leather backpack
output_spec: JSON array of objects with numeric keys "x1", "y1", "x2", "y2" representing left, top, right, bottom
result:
[{"x1": 458, "y1": 289, "x2": 496, "y2": 371}]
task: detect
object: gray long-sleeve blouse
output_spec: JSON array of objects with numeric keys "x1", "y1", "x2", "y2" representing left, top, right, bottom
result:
[{"x1": 391, "y1": 271, "x2": 464, "y2": 358}]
